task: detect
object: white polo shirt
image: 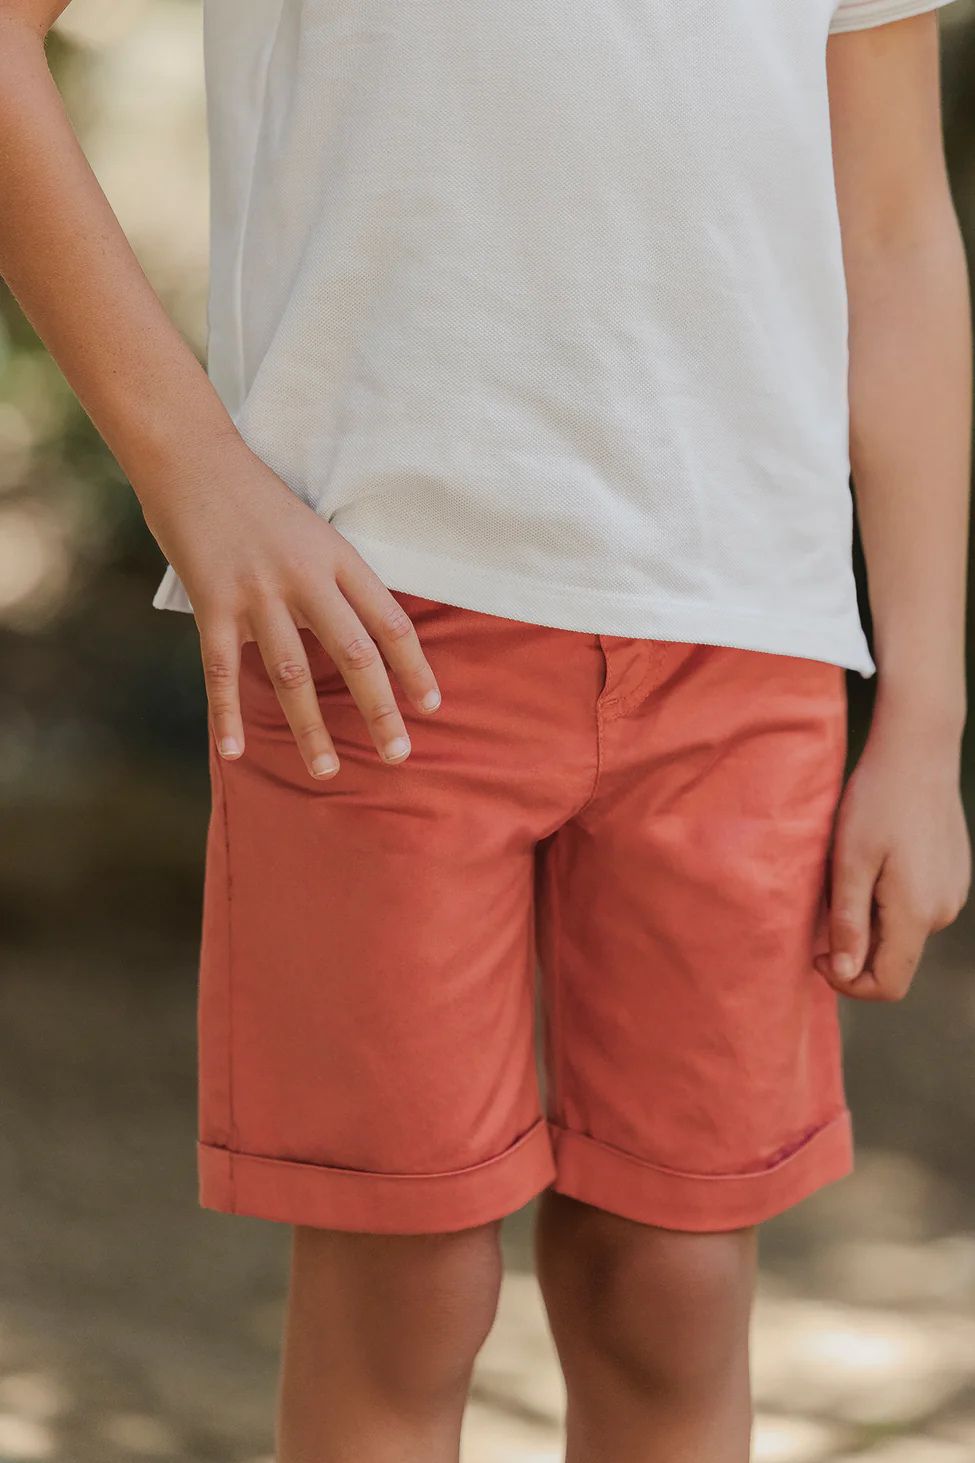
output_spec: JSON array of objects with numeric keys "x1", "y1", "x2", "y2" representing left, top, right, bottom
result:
[{"x1": 154, "y1": 0, "x2": 957, "y2": 675}]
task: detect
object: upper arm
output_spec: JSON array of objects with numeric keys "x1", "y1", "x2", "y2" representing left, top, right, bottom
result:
[
  {"x1": 827, "y1": 11, "x2": 953, "y2": 247},
  {"x1": 0, "y1": 0, "x2": 74, "y2": 38}
]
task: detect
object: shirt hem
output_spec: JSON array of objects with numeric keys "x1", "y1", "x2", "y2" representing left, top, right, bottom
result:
[{"x1": 152, "y1": 538, "x2": 876, "y2": 678}]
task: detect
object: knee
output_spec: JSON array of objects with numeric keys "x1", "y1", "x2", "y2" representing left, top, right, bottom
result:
[
  {"x1": 293, "y1": 1220, "x2": 502, "y2": 1406},
  {"x1": 387, "y1": 1223, "x2": 504, "y2": 1392},
  {"x1": 538, "y1": 1198, "x2": 755, "y2": 1397}
]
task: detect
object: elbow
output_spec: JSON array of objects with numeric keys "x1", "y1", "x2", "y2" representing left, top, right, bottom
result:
[
  {"x1": 0, "y1": 8, "x2": 55, "y2": 109},
  {"x1": 841, "y1": 192, "x2": 967, "y2": 314},
  {"x1": 840, "y1": 174, "x2": 961, "y2": 265},
  {"x1": 0, "y1": 5, "x2": 59, "y2": 44}
]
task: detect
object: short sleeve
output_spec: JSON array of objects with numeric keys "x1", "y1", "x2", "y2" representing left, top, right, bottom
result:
[{"x1": 829, "y1": 0, "x2": 958, "y2": 33}]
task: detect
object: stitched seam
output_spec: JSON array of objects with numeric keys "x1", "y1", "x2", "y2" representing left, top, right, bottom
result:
[
  {"x1": 199, "y1": 1115, "x2": 551, "y2": 1180},
  {"x1": 540, "y1": 640, "x2": 605, "y2": 1115},
  {"x1": 593, "y1": 696, "x2": 608, "y2": 806},
  {"x1": 585, "y1": 638, "x2": 610, "y2": 809},
  {"x1": 544, "y1": 846, "x2": 568, "y2": 1131},
  {"x1": 551, "y1": 1107, "x2": 852, "y2": 1183},
  {"x1": 212, "y1": 738, "x2": 239, "y2": 1212},
  {"x1": 542, "y1": 637, "x2": 606, "y2": 829},
  {"x1": 607, "y1": 639, "x2": 669, "y2": 720}
]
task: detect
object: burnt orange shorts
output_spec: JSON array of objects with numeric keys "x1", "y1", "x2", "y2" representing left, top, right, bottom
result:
[{"x1": 198, "y1": 594, "x2": 853, "y2": 1234}]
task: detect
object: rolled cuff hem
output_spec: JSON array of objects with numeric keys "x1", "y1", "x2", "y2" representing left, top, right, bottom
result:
[
  {"x1": 549, "y1": 1110, "x2": 854, "y2": 1232},
  {"x1": 198, "y1": 1118, "x2": 557, "y2": 1234}
]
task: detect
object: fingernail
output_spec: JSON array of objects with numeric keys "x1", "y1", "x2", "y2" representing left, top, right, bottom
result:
[
  {"x1": 312, "y1": 755, "x2": 339, "y2": 778},
  {"x1": 832, "y1": 953, "x2": 857, "y2": 981},
  {"x1": 384, "y1": 737, "x2": 411, "y2": 763},
  {"x1": 219, "y1": 738, "x2": 241, "y2": 759},
  {"x1": 421, "y1": 689, "x2": 442, "y2": 712}
]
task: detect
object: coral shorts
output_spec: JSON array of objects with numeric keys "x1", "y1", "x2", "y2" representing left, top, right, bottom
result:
[{"x1": 197, "y1": 594, "x2": 853, "y2": 1234}]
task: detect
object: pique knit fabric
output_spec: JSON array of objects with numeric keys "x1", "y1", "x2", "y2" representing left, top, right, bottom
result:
[{"x1": 154, "y1": 0, "x2": 954, "y2": 674}]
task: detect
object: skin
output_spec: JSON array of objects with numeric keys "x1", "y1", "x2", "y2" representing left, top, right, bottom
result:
[
  {"x1": 535, "y1": 1198, "x2": 756, "y2": 1463},
  {"x1": 0, "y1": 0, "x2": 443, "y2": 783},
  {"x1": 277, "y1": 1224, "x2": 503, "y2": 1463},
  {"x1": 0, "y1": 5, "x2": 969, "y2": 1462},
  {"x1": 821, "y1": 14, "x2": 972, "y2": 1001}
]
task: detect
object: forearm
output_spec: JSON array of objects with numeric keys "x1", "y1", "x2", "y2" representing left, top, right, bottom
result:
[
  {"x1": 846, "y1": 202, "x2": 971, "y2": 748},
  {"x1": 0, "y1": 13, "x2": 241, "y2": 512}
]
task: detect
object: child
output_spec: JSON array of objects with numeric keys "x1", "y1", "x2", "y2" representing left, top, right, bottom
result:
[{"x1": 0, "y1": 1, "x2": 970, "y2": 1458}]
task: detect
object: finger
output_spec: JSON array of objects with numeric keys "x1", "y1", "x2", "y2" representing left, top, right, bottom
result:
[
  {"x1": 828, "y1": 944, "x2": 920, "y2": 1003},
  {"x1": 199, "y1": 622, "x2": 244, "y2": 761},
  {"x1": 341, "y1": 575, "x2": 441, "y2": 714},
  {"x1": 310, "y1": 593, "x2": 413, "y2": 765},
  {"x1": 822, "y1": 836, "x2": 880, "y2": 986},
  {"x1": 818, "y1": 914, "x2": 881, "y2": 999},
  {"x1": 866, "y1": 894, "x2": 926, "y2": 1002},
  {"x1": 255, "y1": 613, "x2": 340, "y2": 780}
]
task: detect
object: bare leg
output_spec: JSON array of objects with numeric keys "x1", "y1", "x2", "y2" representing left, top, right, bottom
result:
[
  {"x1": 536, "y1": 1192, "x2": 755, "y2": 1463},
  {"x1": 277, "y1": 1221, "x2": 503, "y2": 1463}
]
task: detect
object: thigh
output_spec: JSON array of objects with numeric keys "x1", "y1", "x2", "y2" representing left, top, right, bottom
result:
[{"x1": 538, "y1": 643, "x2": 852, "y2": 1231}]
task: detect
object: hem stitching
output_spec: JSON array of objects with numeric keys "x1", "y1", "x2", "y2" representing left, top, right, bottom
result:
[{"x1": 550, "y1": 1109, "x2": 852, "y2": 1186}]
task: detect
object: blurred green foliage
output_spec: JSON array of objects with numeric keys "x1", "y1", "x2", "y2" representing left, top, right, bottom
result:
[
  {"x1": 0, "y1": 18, "x2": 207, "y2": 793},
  {"x1": 1, "y1": 5, "x2": 973, "y2": 822}
]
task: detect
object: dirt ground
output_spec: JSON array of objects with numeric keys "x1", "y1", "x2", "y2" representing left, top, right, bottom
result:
[{"x1": 1, "y1": 887, "x2": 974, "y2": 1463}]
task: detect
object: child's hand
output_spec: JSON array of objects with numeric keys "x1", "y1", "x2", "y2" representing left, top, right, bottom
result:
[
  {"x1": 815, "y1": 712, "x2": 970, "y2": 1001},
  {"x1": 144, "y1": 434, "x2": 442, "y2": 780}
]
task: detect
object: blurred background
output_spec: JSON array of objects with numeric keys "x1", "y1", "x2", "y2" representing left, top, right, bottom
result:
[{"x1": 1, "y1": 2, "x2": 974, "y2": 1460}]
